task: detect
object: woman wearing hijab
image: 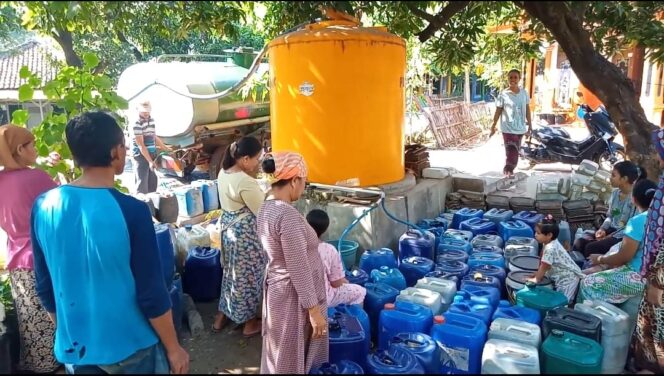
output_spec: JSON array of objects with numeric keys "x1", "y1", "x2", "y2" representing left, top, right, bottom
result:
[
  {"x1": 0, "y1": 124, "x2": 59, "y2": 373},
  {"x1": 631, "y1": 128, "x2": 664, "y2": 373},
  {"x1": 256, "y1": 151, "x2": 328, "y2": 374}
]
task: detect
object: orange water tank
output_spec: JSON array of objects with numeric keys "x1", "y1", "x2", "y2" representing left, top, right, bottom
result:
[
  {"x1": 267, "y1": 20, "x2": 406, "y2": 186},
  {"x1": 578, "y1": 83, "x2": 603, "y2": 111}
]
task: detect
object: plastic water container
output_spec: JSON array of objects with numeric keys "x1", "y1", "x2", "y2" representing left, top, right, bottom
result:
[
  {"x1": 389, "y1": 333, "x2": 440, "y2": 374},
  {"x1": 468, "y1": 265, "x2": 506, "y2": 290},
  {"x1": 460, "y1": 273, "x2": 502, "y2": 292},
  {"x1": 437, "y1": 237, "x2": 472, "y2": 255},
  {"x1": 399, "y1": 229, "x2": 435, "y2": 261},
  {"x1": 543, "y1": 306, "x2": 602, "y2": 343},
  {"x1": 170, "y1": 274, "x2": 183, "y2": 334},
  {"x1": 182, "y1": 247, "x2": 222, "y2": 302},
  {"x1": 190, "y1": 180, "x2": 219, "y2": 212},
  {"x1": 328, "y1": 312, "x2": 367, "y2": 368},
  {"x1": 431, "y1": 313, "x2": 487, "y2": 374},
  {"x1": 310, "y1": 361, "x2": 364, "y2": 374},
  {"x1": 481, "y1": 339, "x2": 540, "y2": 374},
  {"x1": 399, "y1": 257, "x2": 434, "y2": 287},
  {"x1": 396, "y1": 287, "x2": 443, "y2": 315},
  {"x1": 492, "y1": 300, "x2": 541, "y2": 325},
  {"x1": 427, "y1": 227, "x2": 445, "y2": 252},
  {"x1": 378, "y1": 302, "x2": 433, "y2": 351},
  {"x1": 505, "y1": 237, "x2": 539, "y2": 252},
  {"x1": 425, "y1": 268, "x2": 460, "y2": 290},
  {"x1": 575, "y1": 300, "x2": 631, "y2": 374},
  {"x1": 416, "y1": 218, "x2": 448, "y2": 231},
  {"x1": 489, "y1": 318, "x2": 542, "y2": 349},
  {"x1": 365, "y1": 346, "x2": 425, "y2": 374},
  {"x1": 448, "y1": 295, "x2": 494, "y2": 325},
  {"x1": 174, "y1": 185, "x2": 204, "y2": 218},
  {"x1": 505, "y1": 248, "x2": 538, "y2": 268},
  {"x1": 558, "y1": 220, "x2": 572, "y2": 250},
  {"x1": 371, "y1": 266, "x2": 407, "y2": 291},
  {"x1": 471, "y1": 234, "x2": 504, "y2": 249},
  {"x1": 457, "y1": 285, "x2": 500, "y2": 309},
  {"x1": 508, "y1": 255, "x2": 540, "y2": 273},
  {"x1": 471, "y1": 245, "x2": 503, "y2": 256},
  {"x1": 327, "y1": 240, "x2": 360, "y2": 270},
  {"x1": 541, "y1": 329, "x2": 603, "y2": 374},
  {"x1": 498, "y1": 221, "x2": 534, "y2": 243},
  {"x1": 460, "y1": 218, "x2": 497, "y2": 237},
  {"x1": 415, "y1": 277, "x2": 457, "y2": 312},
  {"x1": 435, "y1": 260, "x2": 469, "y2": 280},
  {"x1": 451, "y1": 208, "x2": 484, "y2": 230},
  {"x1": 435, "y1": 249, "x2": 469, "y2": 265},
  {"x1": 147, "y1": 191, "x2": 179, "y2": 223},
  {"x1": 483, "y1": 208, "x2": 514, "y2": 227},
  {"x1": 516, "y1": 283, "x2": 568, "y2": 317},
  {"x1": 329, "y1": 304, "x2": 371, "y2": 356},
  {"x1": 359, "y1": 248, "x2": 398, "y2": 275},
  {"x1": 506, "y1": 271, "x2": 553, "y2": 305},
  {"x1": 443, "y1": 229, "x2": 474, "y2": 242},
  {"x1": 175, "y1": 224, "x2": 211, "y2": 271},
  {"x1": 467, "y1": 252, "x2": 505, "y2": 269},
  {"x1": 155, "y1": 223, "x2": 176, "y2": 288},
  {"x1": 345, "y1": 269, "x2": 369, "y2": 286},
  {"x1": 578, "y1": 159, "x2": 600, "y2": 176},
  {"x1": 512, "y1": 211, "x2": 544, "y2": 230},
  {"x1": 364, "y1": 283, "x2": 400, "y2": 338}
]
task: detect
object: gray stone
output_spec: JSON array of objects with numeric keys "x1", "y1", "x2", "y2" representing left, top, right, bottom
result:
[{"x1": 183, "y1": 293, "x2": 205, "y2": 338}]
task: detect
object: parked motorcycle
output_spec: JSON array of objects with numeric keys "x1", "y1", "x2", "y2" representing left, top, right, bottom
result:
[{"x1": 520, "y1": 104, "x2": 625, "y2": 170}]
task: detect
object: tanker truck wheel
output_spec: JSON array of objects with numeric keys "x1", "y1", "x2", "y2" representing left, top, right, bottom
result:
[{"x1": 209, "y1": 145, "x2": 227, "y2": 181}]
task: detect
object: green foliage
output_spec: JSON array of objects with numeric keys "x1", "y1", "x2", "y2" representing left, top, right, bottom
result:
[
  {"x1": 11, "y1": 53, "x2": 128, "y2": 183},
  {"x1": 0, "y1": 274, "x2": 13, "y2": 313}
]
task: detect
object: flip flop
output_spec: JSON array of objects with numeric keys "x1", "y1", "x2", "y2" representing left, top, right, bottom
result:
[
  {"x1": 211, "y1": 319, "x2": 229, "y2": 333},
  {"x1": 242, "y1": 327, "x2": 262, "y2": 339}
]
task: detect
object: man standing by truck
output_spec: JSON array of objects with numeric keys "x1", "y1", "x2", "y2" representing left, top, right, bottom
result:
[{"x1": 132, "y1": 100, "x2": 171, "y2": 194}]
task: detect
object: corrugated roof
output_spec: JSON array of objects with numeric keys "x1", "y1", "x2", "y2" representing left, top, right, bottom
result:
[{"x1": 0, "y1": 39, "x2": 63, "y2": 90}]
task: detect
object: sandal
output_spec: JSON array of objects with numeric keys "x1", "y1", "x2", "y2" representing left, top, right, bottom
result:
[
  {"x1": 242, "y1": 327, "x2": 261, "y2": 338},
  {"x1": 211, "y1": 318, "x2": 229, "y2": 333}
]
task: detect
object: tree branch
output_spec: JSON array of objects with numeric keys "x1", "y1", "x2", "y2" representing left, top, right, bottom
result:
[
  {"x1": 414, "y1": 1, "x2": 472, "y2": 43},
  {"x1": 405, "y1": 3, "x2": 435, "y2": 23},
  {"x1": 51, "y1": 28, "x2": 82, "y2": 67},
  {"x1": 116, "y1": 30, "x2": 144, "y2": 61}
]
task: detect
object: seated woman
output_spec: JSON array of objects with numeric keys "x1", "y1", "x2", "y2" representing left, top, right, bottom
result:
[
  {"x1": 579, "y1": 178, "x2": 657, "y2": 304},
  {"x1": 574, "y1": 161, "x2": 643, "y2": 258}
]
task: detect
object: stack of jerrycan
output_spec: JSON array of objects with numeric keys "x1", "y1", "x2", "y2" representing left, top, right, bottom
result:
[
  {"x1": 371, "y1": 266, "x2": 406, "y2": 291},
  {"x1": 425, "y1": 268, "x2": 460, "y2": 288},
  {"x1": 498, "y1": 220, "x2": 534, "y2": 243},
  {"x1": 575, "y1": 300, "x2": 631, "y2": 374},
  {"x1": 416, "y1": 217, "x2": 448, "y2": 251},
  {"x1": 516, "y1": 282, "x2": 568, "y2": 317},
  {"x1": 435, "y1": 260, "x2": 469, "y2": 287},
  {"x1": 309, "y1": 360, "x2": 364, "y2": 374},
  {"x1": 492, "y1": 300, "x2": 541, "y2": 325},
  {"x1": 431, "y1": 313, "x2": 487, "y2": 374},
  {"x1": 481, "y1": 338, "x2": 540, "y2": 374},
  {"x1": 328, "y1": 311, "x2": 367, "y2": 368},
  {"x1": 541, "y1": 330, "x2": 603, "y2": 373},
  {"x1": 468, "y1": 264, "x2": 506, "y2": 291},
  {"x1": 488, "y1": 318, "x2": 542, "y2": 348},
  {"x1": 365, "y1": 346, "x2": 424, "y2": 374},
  {"x1": 543, "y1": 307, "x2": 602, "y2": 343},
  {"x1": 415, "y1": 277, "x2": 457, "y2": 313},
  {"x1": 483, "y1": 208, "x2": 513, "y2": 227},
  {"x1": 398, "y1": 229, "x2": 435, "y2": 261},
  {"x1": 471, "y1": 234, "x2": 503, "y2": 249},
  {"x1": 359, "y1": 248, "x2": 398, "y2": 275},
  {"x1": 457, "y1": 285, "x2": 500, "y2": 310},
  {"x1": 467, "y1": 252, "x2": 505, "y2": 269},
  {"x1": 444, "y1": 229, "x2": 474, "y2": 243},
  {"x1": 389, "y1": 333, "x2": 440, "y2": 373},
  {"x1": 459, "y1": 218, "x2": 496, "y2": 237},
  {"x1": 437, "y1": 236, "x2": 472, "y2": 256},
  {"x1": 448, "y1": 293, "x2": 494, "y2": 325},
  {"x1": 436, "y1": 249, "x2": 468, "y2": 264},
  {"x1": 378, "y1": 301, "x2": 433, "y2": 350},
  {"x1": 396, "y1": 287, "x2": 442, "y2": 315},
  {"x1": 399, "y1": 256, "x2": 434, "y2": 287},
  {"x1": 471, "y1": 245, "x2": 503, "y2": 255},
  {"x1": 190, "y1": 180, "x2": 219, "y2": 213},
  {"x1": 460, "y1": 273, "x2": 501, "y2": 292},
  {"x1": 364, "y1": 283, "x2": 400, "y2": 340},
  {"x1": 512, "y1": 211, "x2": 544, "y2": 230},
  {"x1": 328, "y1": 304, "x2": 370, "y2": 358},
  {"x1": 182, "y1": 246, "x2": 222, "y2": 302},
  {"x1": 451, "y1": 208, "x2": 484, "y2": 230}
]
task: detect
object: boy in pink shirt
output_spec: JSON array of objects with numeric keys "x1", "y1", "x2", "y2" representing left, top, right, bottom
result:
[{"x1": 306, "y1": 209, "x2": 366, "y2": 307}]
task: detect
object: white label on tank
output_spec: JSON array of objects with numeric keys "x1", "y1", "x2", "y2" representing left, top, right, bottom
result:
[
  {"x1": 299, "y1": 81, "x2": 314, "y2": 96},
  {"x1": 438, "y1": 343, "x2": 470, "y2": 372}
]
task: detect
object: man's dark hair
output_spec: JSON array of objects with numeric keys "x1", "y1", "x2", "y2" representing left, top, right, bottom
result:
[
  {"x1": 66, "y1": 111, "x2": 125, "y2": 168},
  {"x1": 306, "y1": 209, "x2": 330, "y2": 238}
]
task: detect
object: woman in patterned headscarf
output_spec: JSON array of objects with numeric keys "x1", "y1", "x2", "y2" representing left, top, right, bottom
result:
[
  {"x1": 0, "y1": 124, "x2": 60, "y2": 373},
  {"x1": 631, "y1": 128, "x2": 664, "y2": 373},
  {"x1": 256, "y1": 151, "x2": 329, "y2": 374}
]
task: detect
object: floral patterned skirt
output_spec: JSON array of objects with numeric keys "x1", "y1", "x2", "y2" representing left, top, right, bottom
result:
[
  {"x1": 579, "y1": 264, "x2": 645, "y2": 304},
  {"x1": 8, "y1": 269, "x2": 60, "y2": 373},
  {"x1": 218, "y1": 207, "x2": 267, "y2": 324}
]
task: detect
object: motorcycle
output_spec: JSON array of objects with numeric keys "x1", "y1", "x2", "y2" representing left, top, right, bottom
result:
[{"x1": 520, "y1": 104, "x2": 625, "y2": 170}]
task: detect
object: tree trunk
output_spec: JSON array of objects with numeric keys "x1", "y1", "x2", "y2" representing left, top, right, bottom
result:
[
  {"x1": 521, "y1": 2, "x2": 660, "y2": 180},
  {"x1": 51, "y1": 28, "x2": 82, "y2": 68}
]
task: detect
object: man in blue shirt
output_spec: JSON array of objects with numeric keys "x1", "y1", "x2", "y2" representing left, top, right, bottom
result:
[{"x1": 31, "y1": 111, "x2": 189, "y2": 374}]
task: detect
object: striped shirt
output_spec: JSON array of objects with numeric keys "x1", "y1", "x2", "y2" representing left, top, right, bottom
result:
[{"x1": 132, "y1": 117, "x2": 157, "y2": 157}]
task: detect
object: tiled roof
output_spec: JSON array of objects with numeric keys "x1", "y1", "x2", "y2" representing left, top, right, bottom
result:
[{"x1": 0, "y1": 39, "x2": 63, "y2": 90}]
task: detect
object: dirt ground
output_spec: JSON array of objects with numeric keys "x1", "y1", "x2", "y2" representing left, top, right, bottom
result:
[{"x1": 181, "y1": 301, "x2": 262, "y2": 374}]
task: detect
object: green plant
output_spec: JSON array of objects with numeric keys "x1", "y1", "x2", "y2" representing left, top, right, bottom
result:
[
  {"x1": 0, "y1": 274, "x2": 14, "y2": 314},
  {"x1": 11, "y1": 52, "x2": 129, "y2": 190}
]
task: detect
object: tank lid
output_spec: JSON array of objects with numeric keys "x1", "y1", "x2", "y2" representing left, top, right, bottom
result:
[
  {"x1": 433, "y1": 315, "x2": 445, "y2": 324},
  {"x1": 384, "y1": 303, "x2": 395, "y2": 310}
]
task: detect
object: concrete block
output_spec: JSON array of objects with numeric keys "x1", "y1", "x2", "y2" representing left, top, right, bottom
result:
[
  {"x1": 422, "y1": 167, "x2": 453, "y2": 179},
  {"x1": 405, "y1": 179, "x2": 451, "y2": 224},
  {"x1": 452, "y1": 173, "x2": 486, "y2": 193}
]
